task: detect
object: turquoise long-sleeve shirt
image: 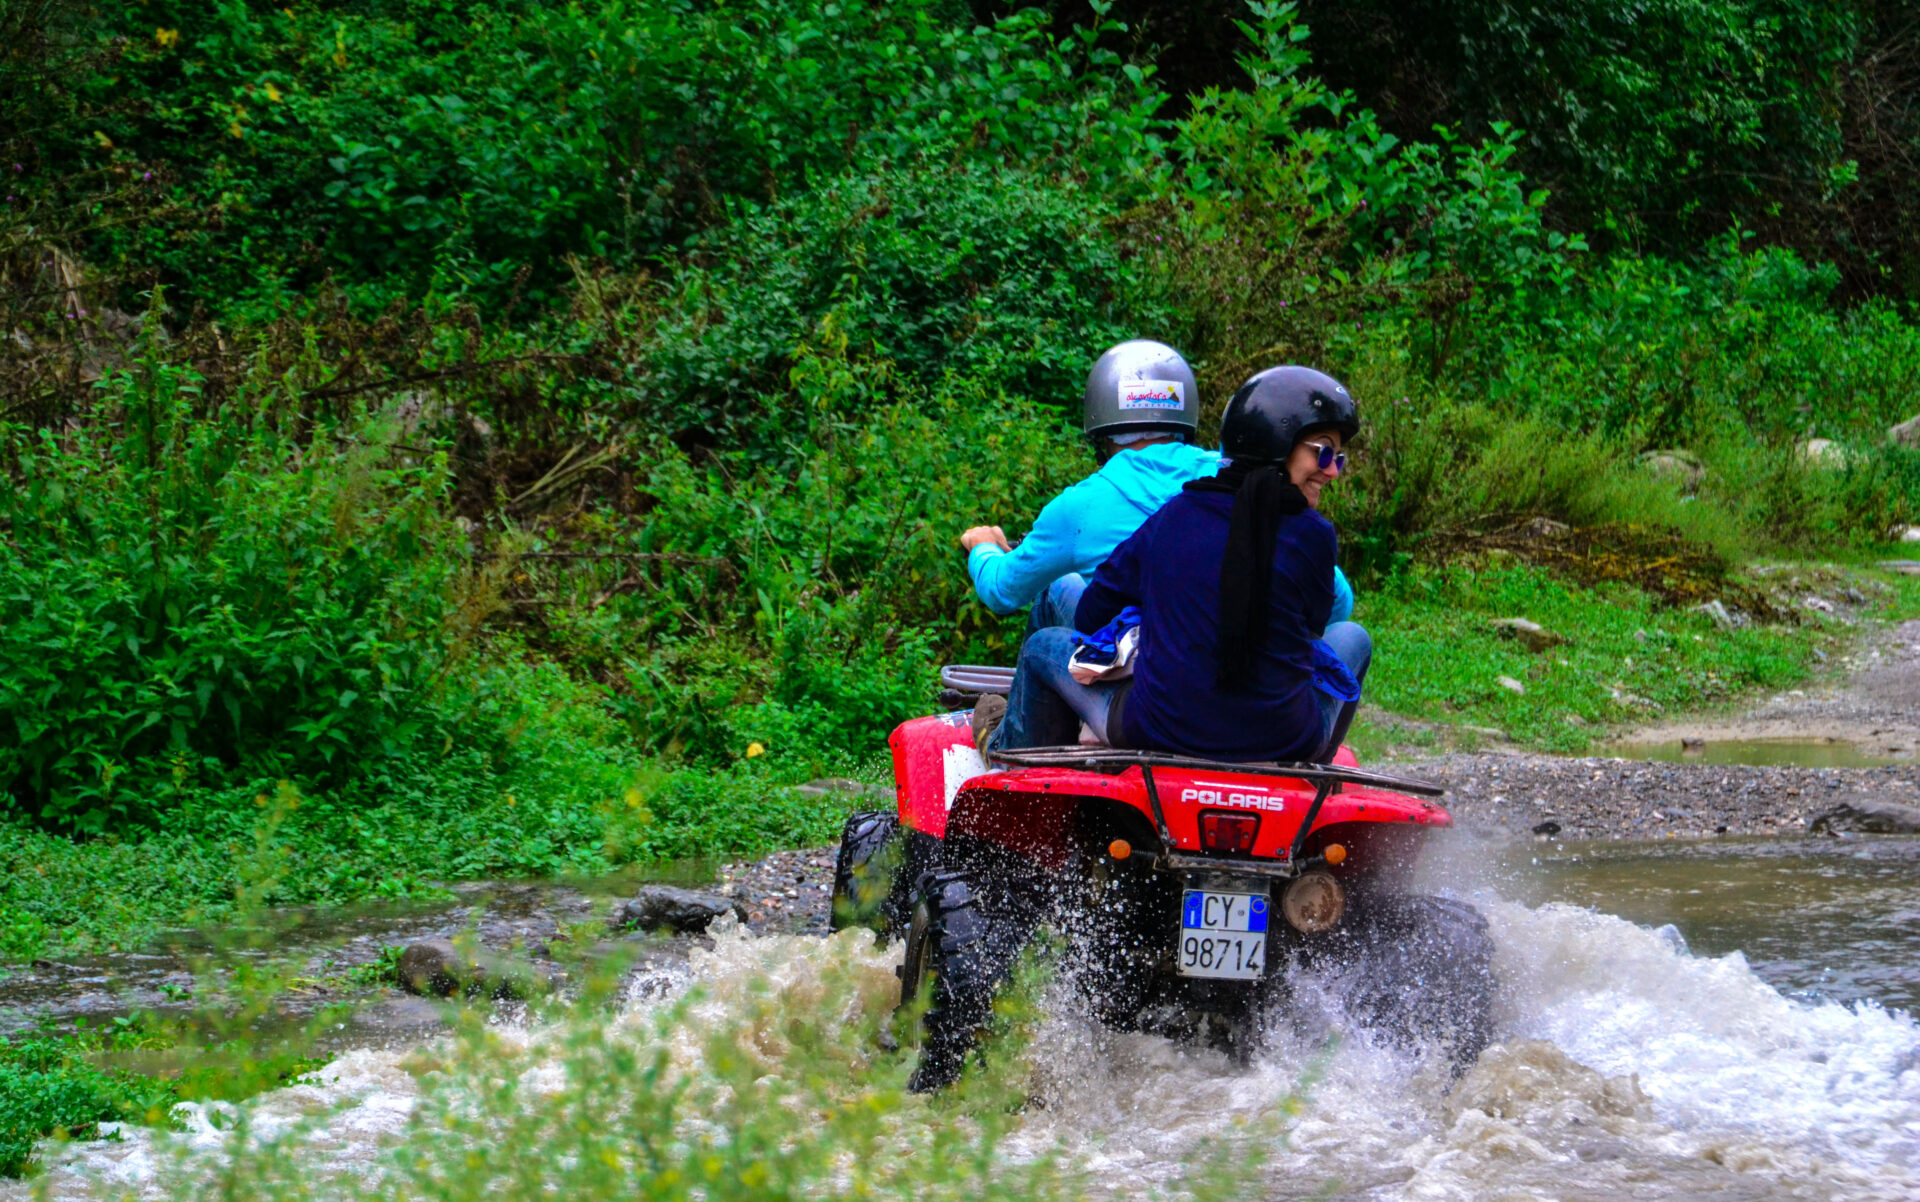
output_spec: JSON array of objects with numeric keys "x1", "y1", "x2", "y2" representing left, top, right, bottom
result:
[{"x1": 967, "y1": 441, "x2": 1353, "y2": 625}]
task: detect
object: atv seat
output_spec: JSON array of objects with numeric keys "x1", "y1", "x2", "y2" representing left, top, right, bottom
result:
[{"x1": 937, "y1": 664, "x2": 1014, "y2": 710}]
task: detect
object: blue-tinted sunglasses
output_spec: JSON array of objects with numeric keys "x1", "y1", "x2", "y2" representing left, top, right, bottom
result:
[{"x1": 1302, "y1": 439, "x2": 1347, "y2": 473}]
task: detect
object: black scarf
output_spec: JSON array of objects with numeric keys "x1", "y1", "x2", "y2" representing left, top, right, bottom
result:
[{"x1": 1183, "y1": 462, "x2": 1309, "y2": 691}]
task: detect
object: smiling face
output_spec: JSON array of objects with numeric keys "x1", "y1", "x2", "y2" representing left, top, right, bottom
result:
[{"x1": 1287, "y1": 429, "x2": 1346, "y2": 509}]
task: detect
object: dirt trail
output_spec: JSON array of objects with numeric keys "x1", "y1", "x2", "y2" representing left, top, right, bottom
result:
[
  {"x1": 1399, "y1": 618, "x2": 1920, "y2": 840},
  {"x1": 1611, "y1": 617, "x2": 1920, "y2": 758}
]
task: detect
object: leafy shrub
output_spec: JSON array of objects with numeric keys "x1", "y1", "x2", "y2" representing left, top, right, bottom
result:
[
  {"x1": 0, "y1": 1062, "x2": 126, "y2": 1177},
  {"x1": 1473, "y1": 240, "x2": 1920, "y2": 444},
  {"x1": 0, "y1": 359, "x2": 464, "y2": 827},
  {"x1": 50, "y1": 0, "x2": 1164, "y2": 313},
  {"x1": 0, "y1": 1028, "x2": 172, "y2": 1178},
  {"x1": 646, "y1": 165, "x2": 1156, "y2": 443}
]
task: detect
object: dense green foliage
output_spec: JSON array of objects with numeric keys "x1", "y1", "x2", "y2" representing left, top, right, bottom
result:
[
  {"x1": 0, "y1": 1022, "x2": 176, "y2": 1177},
  {"x1": 1066, "y1": 0, "x2": 1920, "y2": 298},
  {"x1": 0, "y1": 0, "x2": 1916, "y2": 966}
]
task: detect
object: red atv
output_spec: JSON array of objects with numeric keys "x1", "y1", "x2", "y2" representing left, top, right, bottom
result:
[{"x1": 831, "y1": 666, "x2": 1496, "y2": 1091}]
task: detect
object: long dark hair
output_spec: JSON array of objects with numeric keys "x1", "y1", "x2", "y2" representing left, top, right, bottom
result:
[{"x1": 1181, "y1": 459, "x2": 1309, "y2": 691}]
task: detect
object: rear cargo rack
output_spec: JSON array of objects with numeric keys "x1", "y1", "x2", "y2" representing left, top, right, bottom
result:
[
  {"x1": 987, "y1": 746, "x2": 1444, "y2": 874},
  {"x1": 985, "y1": 746, "x2": 1444, "y2": 797}
]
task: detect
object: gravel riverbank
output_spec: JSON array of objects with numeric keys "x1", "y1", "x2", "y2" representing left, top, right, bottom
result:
[{"x1": 1401, "y1": 752, "x2": 1918, "y2": 840}]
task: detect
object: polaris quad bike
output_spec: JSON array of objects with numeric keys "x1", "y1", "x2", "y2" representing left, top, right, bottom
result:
[{"x1": 831, "y1": 666, "x2": 1496, "y2": 1091}]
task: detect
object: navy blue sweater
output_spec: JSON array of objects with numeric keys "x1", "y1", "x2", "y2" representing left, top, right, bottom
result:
[{"x1": 1074, "y1": 491, "x2": 1336, "y2": 762}]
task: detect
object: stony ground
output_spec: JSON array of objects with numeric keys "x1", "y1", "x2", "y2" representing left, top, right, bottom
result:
[
  {"x1": 718, "y1": 847, "x2": 837, "y2": 934},
  {"x1": 1400, "y1": 753, "x2": 1917, "y2": 840},
  {"x1": 1393, "y1": 613, "x2": 1920, "y2": 842}
]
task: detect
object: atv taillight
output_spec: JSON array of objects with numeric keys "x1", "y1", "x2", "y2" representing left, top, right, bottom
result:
[{"x1": 1199, "y1": 810, "x2": 1259, "y2": 854}]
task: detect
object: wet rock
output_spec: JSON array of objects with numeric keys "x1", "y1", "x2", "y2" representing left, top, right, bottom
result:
[
  {"x1": 1489, "y1": 617, "x2": 1564, "y2": 652},
  {"x1": 398, "y1": 940, "x2": 477, "y2": 996},
  {"x1": 396, "y1": 939, "x2": 542, "y2": 999},
  {"x1": 1638, "y1": 449, "x2": 1706, "y2": 491},
  {"x1": 1531, "y1": 820, "x2": 1562, "y2": 836},
  {"x1": 1810, "y1": 800, "x2": 1920, "y2": 835},
  {"x1": 614, "y1": 886, "x2": 747, "y2": 934}
]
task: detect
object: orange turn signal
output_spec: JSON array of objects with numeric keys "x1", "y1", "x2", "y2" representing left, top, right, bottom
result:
[
  {"x1": 1108, "y1": 839, "x2": 1132, "y2": 860},
  {"x1": 1323, "y1": 843, "x2": 1348, "y2": 866}
]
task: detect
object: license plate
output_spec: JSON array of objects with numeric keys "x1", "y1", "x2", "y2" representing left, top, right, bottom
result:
[{"x1": 1177, "y1": 890, "x2": 1268, "y2": 980}]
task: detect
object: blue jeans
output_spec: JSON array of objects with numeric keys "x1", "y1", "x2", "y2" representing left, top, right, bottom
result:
[
  {"x1": 1026, "y1": 573, "x2": 1087, "y2": 635},
  {"x1": 1313, "y1": 621, "x2": 1372, "y2": 760},
  {"x1": 992, "y1": 626, "x2": 1124, "y2": 751}
]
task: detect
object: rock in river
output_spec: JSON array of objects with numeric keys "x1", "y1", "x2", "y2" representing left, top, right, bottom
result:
[
  {"x1": 614, "y1": 886, "x2": 747, "y2": 934},
  {"x1": 396, "y1": 939, "x2": 542, "y2": 999},
  {"x1": 1810, "y1": 800, "x2": 1920, "y2": 835}
]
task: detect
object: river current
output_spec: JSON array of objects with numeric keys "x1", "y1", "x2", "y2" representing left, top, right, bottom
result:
[{"x1": 8, "y1": 838, "x2": 1920, "y2": 1200}]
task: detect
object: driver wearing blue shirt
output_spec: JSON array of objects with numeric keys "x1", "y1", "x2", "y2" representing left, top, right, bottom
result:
[{"x1": 959, "y1": 341, "x2": 1352, "y2": 633}]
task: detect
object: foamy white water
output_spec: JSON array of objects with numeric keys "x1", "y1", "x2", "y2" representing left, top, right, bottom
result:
[{"x1": 9, "y1": 899, "x2": 1917, "y2": 1200}]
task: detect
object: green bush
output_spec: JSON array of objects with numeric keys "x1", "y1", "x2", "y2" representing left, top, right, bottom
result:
[
  {"x1": 1473, "y1": 240, "x2": 1920, "y2": 444},
  {"x1": 54, "y1": 0, "x2": 1164, "y2": 313},
  {"x1": 0, "y1": 1029, "x2": 171, "y2": 1178},
  {"x1": 0, "y1": 359, "x2": 464, "y2": 827},
  {"x1": 646, "y1": 165, "x2": 1156, "y2": 443}
]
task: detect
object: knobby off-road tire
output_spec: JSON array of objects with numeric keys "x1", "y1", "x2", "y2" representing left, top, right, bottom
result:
[
  {"x1": 899, "y1": 861, "x2": 1039, "y2": 1092},
  {"x1": 830, "y1": 811, "x2": 904, "y2": 940},
  {"x1": 1337, "y1": 895, "x2": 1496, "y2": 1071},
  {"x1": 1056, "y1": 847, "x2": 1165, "y2": 1032}
]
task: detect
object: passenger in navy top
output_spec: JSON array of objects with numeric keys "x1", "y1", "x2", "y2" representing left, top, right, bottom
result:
[{"x1": 981, "y1": 365, "x2": 1370, "y2": 764}]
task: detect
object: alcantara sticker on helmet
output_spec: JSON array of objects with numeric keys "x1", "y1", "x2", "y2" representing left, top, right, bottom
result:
[{"x1": 1117, "y1": 379, "x2": 1185, "y2": 409}]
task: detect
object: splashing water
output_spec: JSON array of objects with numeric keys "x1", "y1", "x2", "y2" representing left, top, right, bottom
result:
[{"x1": 8, "y1": 900, "x2": 1917, "y2": 1200}]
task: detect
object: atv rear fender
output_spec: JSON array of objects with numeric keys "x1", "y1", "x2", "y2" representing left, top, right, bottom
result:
[{"x1": 889, "y1": 714, "x2": 1449, "y2": 877}]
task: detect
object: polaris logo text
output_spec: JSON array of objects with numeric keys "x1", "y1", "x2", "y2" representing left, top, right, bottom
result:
[{"x1": 1181, "y1": 787, "x2": 1287, "y2": 813}]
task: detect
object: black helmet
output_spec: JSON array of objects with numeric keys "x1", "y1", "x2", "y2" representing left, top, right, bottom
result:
[{"x1": 1218, "y1": 365, "x2": 1358, "y2": 464}]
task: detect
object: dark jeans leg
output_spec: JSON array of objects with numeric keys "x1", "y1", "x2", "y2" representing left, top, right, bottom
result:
[
  {"x1": 1314, "y1": 620, "x2": 1373, "y2": 760},
  {"x1": 992, "y1": 626, "x2": 1123, "y2": 751}
]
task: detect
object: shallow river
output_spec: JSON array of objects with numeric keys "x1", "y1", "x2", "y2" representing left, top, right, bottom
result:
[{"x1": 9, "y1": 833, "x2": 1920, "y2": 1200}]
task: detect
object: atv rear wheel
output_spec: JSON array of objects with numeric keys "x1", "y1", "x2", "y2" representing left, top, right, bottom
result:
[
  {"x1": 1336, "y1": 895, "x2": 1496, "y2": 1070},
  {"x1": 900, "y1": 860, "x2": 1039, "y2": 1092},
  {"x1": 830, "y1": 811, "x2": 904, "y2": 940},
  {"x1": 1056, "y1": 844, "x2": 1167, "y2": 1031}
]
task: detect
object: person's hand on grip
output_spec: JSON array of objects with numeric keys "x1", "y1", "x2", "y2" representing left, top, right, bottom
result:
[{"x1": 959, "y1": 525, "x2": 1011, "y2": 552}]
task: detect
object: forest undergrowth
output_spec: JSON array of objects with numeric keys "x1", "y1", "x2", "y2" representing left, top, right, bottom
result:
[{"x1": 4, "y1": 0, "x2": 1920, "y2": 964}]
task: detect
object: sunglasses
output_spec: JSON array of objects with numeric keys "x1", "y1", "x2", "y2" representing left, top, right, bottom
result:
[{"x1": 1302, "y1": 439, "x2": 1348, "y2": 473}]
